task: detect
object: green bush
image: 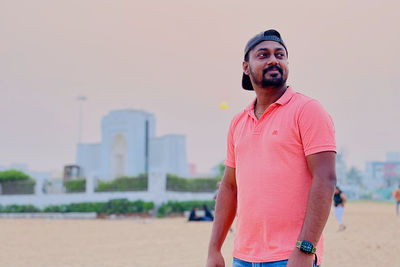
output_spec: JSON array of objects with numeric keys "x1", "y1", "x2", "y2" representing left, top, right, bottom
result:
[
  {"x1": 66, "y1": 202, "x2": 107, "y2": 213},
  {"x1": 166, "y1": 174, "x2": 220, "y2": 192},
  {"x1": 42, "y1": 199, "x2": 154, "y2": 214},
  {"x1": 0, "y1": 169, "x2": 30, "y2": 182},
  {"x1": 43, "y1": 203, "x2": 107, "y2": 213},
  {"x1": 102, "y1": 199, "x2": 153, "y2": 214},
  {"x1": 65, "y1": 178, "x2": 86, "y2": 193},
  {"x1": 143, "y1": 201, "x2": 154, "y2": 212},
  {"x1": 157, "y1": 200, "x2": 216, "y2": 218},
  {"x1": 96, "y1": 174, "x2": 148, "y2": 192},
  {"x1": 0, "y1": 199, "x2": 154, "y2": 214},
  {"x1": 0, "y1": 204, "x2": 40, "y2": 213},
  {"x1": 43, "y1": 204, "x2": 69, "y2": 213}
]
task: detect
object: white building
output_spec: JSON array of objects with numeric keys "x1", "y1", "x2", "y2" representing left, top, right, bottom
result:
[
  {"x1": 364, "y1": 152, "x2": 400, "y2": 190},
  {"x1": 335, "y1": 152, "x2": 347, "y2": 186},
  {"x1": 76, "y1": 109, "x2": 189, "y2": 180}
]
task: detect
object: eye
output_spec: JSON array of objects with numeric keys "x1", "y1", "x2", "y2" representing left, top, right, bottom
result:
[
  {"x1": 276, "y1": 53, "x2": 285, "y2": 59},
  {"x1": 258, "y1": 53, "x2": 268, "y2": 58}
]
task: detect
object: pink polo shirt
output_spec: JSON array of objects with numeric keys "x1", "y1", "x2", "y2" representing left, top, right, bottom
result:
[{"x1": 224, "y1": 87, "x2": 336, "y2": 265}]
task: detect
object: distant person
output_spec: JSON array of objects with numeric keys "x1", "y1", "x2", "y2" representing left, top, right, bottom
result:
[
  {"x1": 203, "y1": 205, "x2": 214, "y2": 221},
  {"x1": 188, "y1": 206, "x2": 213, "y2": 222},
  {"x1": 393, "y1": 185, "x2": 400, "y2": 216},
  {"x1": 333, "y1": 186, "x2": 346, "y2": 231},
  {"x1": 206, "y1": 29, "x2": 336, "y2": 267},
  {"x1": 188, "y1": 206, "x2": 202, "y2": 221}
]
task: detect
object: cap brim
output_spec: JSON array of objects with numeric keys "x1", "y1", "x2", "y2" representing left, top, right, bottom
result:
[{"x1": 242, "y1": 73, "x2": 254, "y2": 90}]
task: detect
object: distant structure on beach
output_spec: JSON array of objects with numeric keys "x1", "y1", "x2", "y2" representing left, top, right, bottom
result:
[
  {"x1": 365, "y1": 152, "x2": 400, "y2": 190},
  {"x1": 76, "y1": 109, "x2": 189, "y2": 180},
  {"x1": 335, "y1": 152, "x2": 400, "y2": 200},
  {"x1": 336, "y1": 152, "x2": 347, "y2": 186}
]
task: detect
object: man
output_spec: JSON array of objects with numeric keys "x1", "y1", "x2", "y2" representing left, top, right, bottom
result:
[
  {"x1": 206, "y1": 30, "x2": 337, "y2": 267},
  {"x1": 393, "y1": 185, "x2": 400, "y2": 216},
  {"x1": 333, "y1": 186, "x2": 347, "y2": 231}
]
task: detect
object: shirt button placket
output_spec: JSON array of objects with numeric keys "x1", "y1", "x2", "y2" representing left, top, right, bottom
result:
[{"x1": 253, "y1": 104, "x2": 276, "y2": 134}]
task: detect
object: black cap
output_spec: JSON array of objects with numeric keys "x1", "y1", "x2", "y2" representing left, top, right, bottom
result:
[{"x1": 242, "y1": 29, "x2": 287, "y2": 90}]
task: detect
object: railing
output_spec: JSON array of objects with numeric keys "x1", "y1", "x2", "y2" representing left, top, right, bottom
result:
[{"x1": 0, "y1": 180, "x2": 35, "y2": 195}]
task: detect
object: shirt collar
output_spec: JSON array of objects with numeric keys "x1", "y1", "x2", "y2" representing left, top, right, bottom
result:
[
  {"x1": 275, "y1": 86, "x2": 295, "y2": 106},
  {"x1": 245, "y1": 86, "x2": 296, "y2": 112}
]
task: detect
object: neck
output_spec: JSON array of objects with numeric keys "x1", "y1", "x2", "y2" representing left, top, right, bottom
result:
[{"x1": 254, "y1": 84, "x2": 287, "y2": 110}]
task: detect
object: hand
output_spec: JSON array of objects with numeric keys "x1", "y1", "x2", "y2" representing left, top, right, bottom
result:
[
  {"x1": 286, "y1": 249, "x2": 314, "y2": 267},
  {"x1": 206, "y1": 250, "x2": 225, "y2": 267}
]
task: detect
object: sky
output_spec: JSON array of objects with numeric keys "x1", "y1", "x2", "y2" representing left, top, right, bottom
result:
[{"x1": 1, "y1": 0, "x2": 399, "y2": 175}]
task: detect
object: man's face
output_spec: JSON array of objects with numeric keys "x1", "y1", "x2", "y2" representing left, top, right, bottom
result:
[{"x1": 243, "y1": 41, "x2": 289, "y2": 89}]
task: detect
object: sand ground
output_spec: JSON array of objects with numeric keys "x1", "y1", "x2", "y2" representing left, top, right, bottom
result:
[{"x1": 0, "y1": 202, "x2": 399, "y2": 267}]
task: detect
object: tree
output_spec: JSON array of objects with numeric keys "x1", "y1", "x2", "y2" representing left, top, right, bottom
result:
[
  {"x1": 217, "y1": 162, "x2": 225, "y2": 178},
  {"x1": 0, "y1": 169, "x2": 30, "y2": 182},
  {"x1": 346, "y1": 167, "x2": 363, "y2": 186}
]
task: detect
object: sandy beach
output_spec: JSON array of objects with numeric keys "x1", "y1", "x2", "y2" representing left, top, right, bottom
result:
[{"x1": 0, "y1": 201, "x2": 399, "y2": 267}]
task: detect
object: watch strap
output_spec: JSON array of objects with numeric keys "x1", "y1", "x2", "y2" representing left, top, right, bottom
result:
[{"x1": 296, "y1": 240, "x2": 316, "y2": 254}]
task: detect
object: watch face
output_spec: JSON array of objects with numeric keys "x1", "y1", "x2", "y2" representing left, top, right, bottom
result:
[{"x1": 300, "y1": 241, "x2": 313, "y2": 253}]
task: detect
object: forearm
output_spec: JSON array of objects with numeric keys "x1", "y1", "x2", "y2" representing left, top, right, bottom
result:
[
  {"x1": 208, "y1": 183, "x2": 237, "y2": 252},
  {"x1": 298, "y1": 173, "x2": 336, "y2": 245}
]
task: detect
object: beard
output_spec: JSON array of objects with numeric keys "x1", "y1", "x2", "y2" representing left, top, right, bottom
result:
[{"x1": 249, "y1": 65, "x2": 285, "y2": 88}]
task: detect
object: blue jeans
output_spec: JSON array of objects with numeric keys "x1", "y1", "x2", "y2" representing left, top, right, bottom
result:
[{"x1": 233, "y1": 258, "x2": 319, "y2": 267}]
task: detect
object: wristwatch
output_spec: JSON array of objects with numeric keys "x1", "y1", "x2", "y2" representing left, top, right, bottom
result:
[{"x1": 296, "y1": 240, "x2": 316, "y2": 254}]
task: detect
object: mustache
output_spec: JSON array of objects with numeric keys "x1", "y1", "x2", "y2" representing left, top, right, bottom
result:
[{"x1": 263, "y1": 65, "x2": 283, "y2": 75}]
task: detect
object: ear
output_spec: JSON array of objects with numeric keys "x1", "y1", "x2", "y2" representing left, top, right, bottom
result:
[{"x1": 242, "y1": 61, "x2": 250, "y2": 75}]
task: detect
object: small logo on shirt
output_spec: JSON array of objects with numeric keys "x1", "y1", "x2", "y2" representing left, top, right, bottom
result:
[{"x1": 272, "y1": 130, "x2": 278, "y2": 135}]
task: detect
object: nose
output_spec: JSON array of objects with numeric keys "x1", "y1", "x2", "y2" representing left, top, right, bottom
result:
[{"x1": 267, "y1": 55, "x2": 279, "y2": 66}]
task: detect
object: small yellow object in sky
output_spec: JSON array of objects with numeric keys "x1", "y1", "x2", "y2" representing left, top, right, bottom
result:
[{"x1": 219, "y1": 101, "x2": 228, "y2": 110}]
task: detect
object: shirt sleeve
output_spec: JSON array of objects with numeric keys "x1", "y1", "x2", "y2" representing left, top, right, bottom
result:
[
  {"x1": 224, "y1": 117, "x2": 236, "y2": 168},
  {"x1": 299, "y1": 100, "x2": 336, "y2": 156}
]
